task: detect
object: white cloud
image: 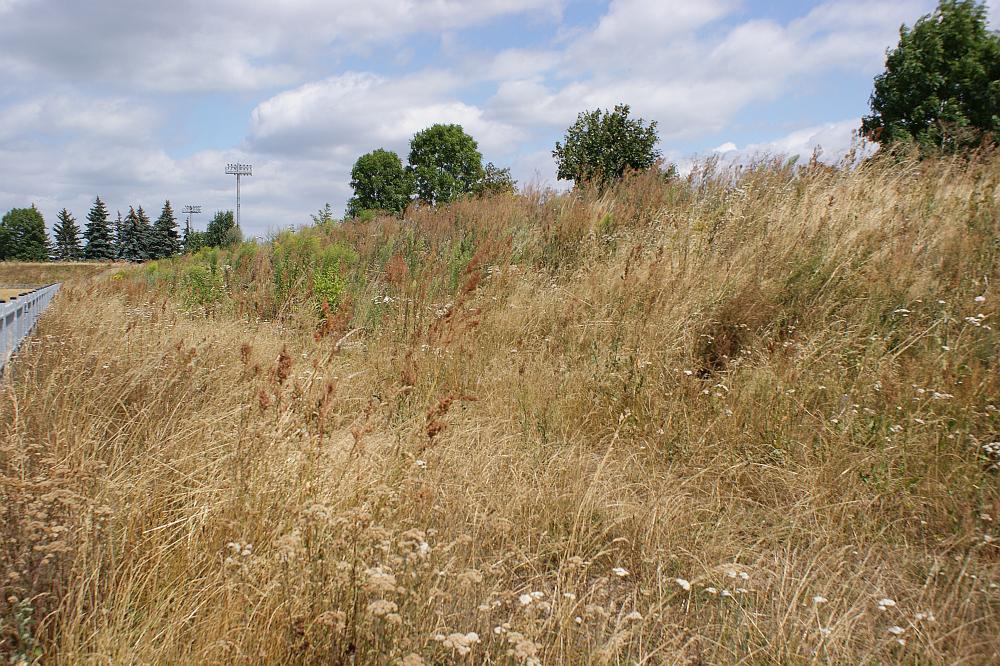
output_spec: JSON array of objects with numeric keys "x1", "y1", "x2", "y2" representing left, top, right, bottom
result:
[
  {"x1": 249, "y1": 71, "x2": 522, "y2": 159},
  {"x1": 0, "y1": 0, "x2": 563, "y2": 92},
  {"x1": 712, "y1": 118, "x2": 871, "y2": 165}
]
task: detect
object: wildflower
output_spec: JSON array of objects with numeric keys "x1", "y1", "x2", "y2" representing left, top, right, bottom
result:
[
  {"x1": 414, "y1": 459, "x2": 427, "y2": 469},
  {"x1": 914, "y1": 611, "x2": 936, "y2": 622},
  {"x1": 624, "y1": 610, "x2": 643, "y2": 621},
  {"x1": 975, "y1": 295, "x2": 986, "y2": 303},
  {"x1": 612, "y1": 567, "x2": 629, "y2": 577},
  {"x1": 819, "y1": 627, "x2": 832, "y2": 636},
  {"x1": 438, "y1": 632, "x2": 480, "y2": 656},
  {"x1": 813, "y1": 595, "x2": 828, "y2": 605},
  {"x1": 574, "y1": 616, "x2": 583, "y2": 624},
  {"x1": 398, "y1": 655, "x2": 425, "y2": 666},
  {"x1": 675, "y1": 578, "x2": 691, "y2": 591},
  {"x1": 519, "y1": 594, "x2": 534, "y2": 606},
  {"x1": 367, "y1": 599, "x2": 399, "y2": 617},
  {"x1": 887, "y1": 625, "x2": 905, "y2": 635},
  {"x1": 704, "y1": 587, "x2": 718, "y2": 595},
  {"x1": 562, "y1": 592, "x2": 577, "y2": 600}
]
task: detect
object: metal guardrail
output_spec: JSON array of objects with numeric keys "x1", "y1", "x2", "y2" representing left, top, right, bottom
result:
[{"x1": 0, "y1": 283, "x2": 60, "y2": 373}]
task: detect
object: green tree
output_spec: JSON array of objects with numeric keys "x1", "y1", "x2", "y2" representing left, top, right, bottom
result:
[
  {"x1": 408, "y1": 124, "x2": 485, "y2": 205},
  {"x1": 346, "y1": 149, "x2": 414, "y2": 218},
  {"x1": 118, "y1": 207, "x2": 148, "y2": 262},
  {"x1": 151, "y1": 200, "x2": 181, "y2": 258},
  {"x1": 83, "y1": 197, "x2": 115, "y2": 260},
  {"x1": 52, "y1": 208, "x2": 83, "y2": 260},
  {"x1": 311, "y1": 203, "x2": 337, "y2": 225},
  {"x1": 113, "y1": 210, "x2": 125, "y2": 259},
  {"x1": 473, "y1": 162, "x2": 517, "y2": 197},
  {"x1": 205, "y1": 211, "x2": 241, "y2": 247},
  {"x1": 553, "y1": 104, "x2": 661, "y2": 189},
  {"x1": 0, "y1": 205, "x2": 50, "y2": 261},
  {"x1": 862, "y1": 0, "x2": 1000, "y2": 153}
]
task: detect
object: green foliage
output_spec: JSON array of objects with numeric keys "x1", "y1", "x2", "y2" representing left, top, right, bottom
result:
[
  {"x1": 346, "y1": 149, "x2": 414, "y2": 219},
  {"x1": 151, "y1": 200, "x2": 181, "y2": 258},
  {"x1": 408, "y1": 124, "x2": 485, "y2": 205},
  {"x1": 205, "y1": 211, "x2": 241, "y2": 248},
  {"x1": 0, "y1": 205, "x2": 50, "y2": 261},
  {"x1": 182, "y1": 263, "x2": 224, "y2": 307},
  {"x1": 117, "y1": 206, "x2": 152, "y2": 262},
  {"x1": 83, "y1": 197, "x2": 115, "y2": 260},
  {"x1": 862, "y1": 0, "x2": 1000, "y2": 153},
  {"x1": 553, "y1": 104, "x2": 661, "y2": 189},
  {"x1": 473, "y1": 162, "x2": 517, "y2": 197},
  {"x1": 313, "y1": 244, "x2": 358, "y2": 313},
  {"x1": 311, "y1": 203, "x2": 337, "y2": 225},
  {"x1": 52, "y1": 208, "x2": 83, "y2": 260}
]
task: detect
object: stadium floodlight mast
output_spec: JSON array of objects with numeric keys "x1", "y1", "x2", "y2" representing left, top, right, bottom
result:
[
  {"x1": 181, "y1": 205, "x2": 201, "y2": 237},
  {"x1": 225, "y1": 162, "x2": 253, "y2": 229}
]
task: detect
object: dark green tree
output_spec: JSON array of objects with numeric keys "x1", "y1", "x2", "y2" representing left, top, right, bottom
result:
[
  {"x1": 205, "y1": 211, "x2": 241, "y2": 247},
  {"x1": 408, "y1": 124, "x2": 485, "y2": 205},
  {"x1": 862, "y1": 0, "x2": 1000, "y2": 153},
  {"x1": 346, "y1": 149, "x2": 414, "y2": 218},
  {"x1": 53, "y1": 208, "x2": 83, "y2": 260},
  {"x1": 553, "y1": 104, "x2": 661, "y2": 189},
  {"x1": 83, "y1": 196, "x2": 115, "y2": 260},
  {"x1": 118, "y1": 207, "x2": 152, "y2": 262},
  {"x1": 113, "y1": 210, "x2": 125, "y2": 259},
  {"x1": 473, "y1": 162, "x2": 517, "y2": 197},
  {"x1": 151, "y1": 200, "x2": 181, "y2": 259},
  {"x1": 184, "y1": 229, "x2": 207, "y2": 253},
  {"x1": 0, "y1": 205, "x2": 50, "y2": 261}
]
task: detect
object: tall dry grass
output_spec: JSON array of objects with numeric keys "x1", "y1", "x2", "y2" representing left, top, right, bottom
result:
[
  {"x1": 0, "y1": 262, "x2": 119, "y2": 286},
  {"x1": 2, "y1": 152, "x2": 998, "y2": 664}
]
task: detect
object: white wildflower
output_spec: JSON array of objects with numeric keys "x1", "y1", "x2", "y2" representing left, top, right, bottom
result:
[
  {"x1": 813, "y1": 595, "x2": 828, "y2": 605},
  {"x1": 887, "y1": 625, "x2": 905, "y2": 635},
  {"x1": 675, "y1": 578, "x2": 691, "y2": 591},
  {"x1": 612, "y1": 567, "x2": 629, "y2": 577}
]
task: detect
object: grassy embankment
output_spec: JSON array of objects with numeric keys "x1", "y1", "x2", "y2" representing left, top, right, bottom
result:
[{"x1": 1, "y1": 153, "x2": 998, "y2": 664}]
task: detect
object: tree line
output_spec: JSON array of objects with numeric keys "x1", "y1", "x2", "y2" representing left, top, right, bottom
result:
[
  {"x1": 0, "y1": 198, "x2": 241, "y2": 262},
  {"x1": 342, "y1": 1, "x2": 997, "y2": 221}
]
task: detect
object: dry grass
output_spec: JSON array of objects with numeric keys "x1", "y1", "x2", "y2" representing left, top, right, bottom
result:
[
  {"x1": 2, "y1": 153, "x2": 998, "y2": 664},
  {"x1": 0, "y1": 261, "x2": 119, "y2": 287}
]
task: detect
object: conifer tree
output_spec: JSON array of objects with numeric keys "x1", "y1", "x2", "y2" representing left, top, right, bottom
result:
[
  {"x1": 118, "y1": 208, "x2": 150, "y2": 262},
  {"x1": 151, "y1": 200, "x2": 181, "y2": 258},
  {"x1": 53, "y1": 208, "x2": 83, "y2": 260},
  {"x1": 113, "y1": 210, "x2": 125, "y2": 259},
  {"x1": 83, "y1": 196, "x2": 115, "y2": 259},
  {"x1": 136, "y1": 206, "x2": 153, "y2": 259}
]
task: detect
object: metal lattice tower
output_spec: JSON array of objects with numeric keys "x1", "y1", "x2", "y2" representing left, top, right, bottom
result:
[
  {"x1": 182, "y1": 205, "x2": 201, "y2": 237},
  {"x1": 225, "y1": 163, "x2": 253, "y2": 229}
]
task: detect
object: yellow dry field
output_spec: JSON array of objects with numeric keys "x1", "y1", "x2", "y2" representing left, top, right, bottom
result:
[
  {"x1": 0, "y1": 261, "x2": 118, "y2": 286},
  {"x1": 1, "y1": 154, "x2": 998, "y2": 665},
  {"x1": 0, "y1": 288, "x2": 32, "y2": 301}
]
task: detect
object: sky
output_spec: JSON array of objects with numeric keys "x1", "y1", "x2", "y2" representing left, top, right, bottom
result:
[{"x1": 1, "y1": 0, "x2": 998, "y2": 239}]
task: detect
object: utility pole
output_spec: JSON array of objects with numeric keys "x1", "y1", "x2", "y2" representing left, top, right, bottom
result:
[
  {"x1": 181, "y1": 205, "x2": 202, "y2": 238},
  {"x1": 225, "y1": 163, "x2": 252, "y2": 229}
]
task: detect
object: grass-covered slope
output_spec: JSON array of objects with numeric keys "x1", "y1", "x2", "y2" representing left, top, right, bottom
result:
[{"x1": 2, "y1": 153, "x2": 998, "y2": 664}]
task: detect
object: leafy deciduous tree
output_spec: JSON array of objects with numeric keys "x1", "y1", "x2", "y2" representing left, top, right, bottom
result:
[
  {"x1": 862, "y1": 0, "x2": 1000, "y2": 153},
  {"x1": 205, "y1": 211, "x2": 241, "y2": 248},
  {"x1": 553, "y1": 104, "x2": 661, "y2": 189},
  {"x1": 408, "y1": 124, "x2": 485, "y2": 205},
  {"x1": 473, "y1": 162, "x2": 517, "y2": 197},
  {"x1": 346, "y1": 149, "x2": 414, "y2": 219},
  {"x1": 0, "y1": 205, "x2": 50, "y2": 261}
]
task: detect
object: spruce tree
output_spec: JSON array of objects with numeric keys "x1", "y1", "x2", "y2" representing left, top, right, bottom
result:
[
  {"x1": 115, "y1": 211, "x2": 126, "y2": 259},
  {"x1": 117, "y1": 207, "x2": 153, "y2": 262},
  {"x1": 53, "y1": 208, "x2": 83, "y2": 260},
  {"x1": 151, "y1": 200, "x2": 181, "y2": 259},
  {"x1": 83, "y1": 197, "x2": 115, "y2": 259},
  {"x1": 136, "y1": 206, "x2": 154, "y2": 259}
]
